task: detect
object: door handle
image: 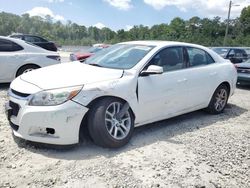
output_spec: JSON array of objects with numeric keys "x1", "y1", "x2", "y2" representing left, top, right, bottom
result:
[
  {"x1": 209, "y1": 72, "x2": 217, "y2": 76},
  {"x1": 177, "y1": 78, "x2": 187, "y2": 83}
]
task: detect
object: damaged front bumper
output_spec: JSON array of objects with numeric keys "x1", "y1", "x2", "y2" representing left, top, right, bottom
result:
[{"x1": 6, "y1": 93, "x2": 88, "y2": 145}]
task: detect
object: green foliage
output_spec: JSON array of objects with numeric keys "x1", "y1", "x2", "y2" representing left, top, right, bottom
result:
[{"x1": 0, "y1": 6, "x2": 250, "y2": 46}]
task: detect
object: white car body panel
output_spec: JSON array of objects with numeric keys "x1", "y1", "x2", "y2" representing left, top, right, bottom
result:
[
  {"x1": 20, "y1": 63, "x2": 123, "y2": 90},
  {"x1": 0, "y1": 36, "x2": 60, "y2": 83},
  {"x1": 7, "y1": 41, "x2": 237, "y2": 145},
  {"x1": 137, "y1": 69, "x2": 189, "y2": 124}
]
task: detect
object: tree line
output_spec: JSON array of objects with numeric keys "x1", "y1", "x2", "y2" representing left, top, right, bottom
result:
[{"x1": 0, "y1": 6, "x2": 250, "y2": 46}]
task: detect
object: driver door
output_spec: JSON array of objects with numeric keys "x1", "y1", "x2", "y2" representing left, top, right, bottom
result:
[{"x1": 136, "y1": 47, "x2": 189, "y2": 124}]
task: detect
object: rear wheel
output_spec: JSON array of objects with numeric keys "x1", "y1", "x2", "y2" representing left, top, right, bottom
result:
[
  {"x1": 16, "y1": 65, "x2": 39, "y2": 77},
  {"x1": 88, "y1": 98, "x2": 134, "y2": 148},
  {"x1": 206, "y1": 84, "x2": 229, "y2": 114}
]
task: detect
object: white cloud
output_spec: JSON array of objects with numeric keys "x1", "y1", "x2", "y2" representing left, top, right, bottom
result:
[
  {"x1": 125, "y1": 25, "x2": 133, "y2": 31},
  {"x1": 144, "y1": 0, "x2": 250, "y2": 18},
  {"x1": 103, "y1": 0, "x2": 132, "y2": 10},
  {"x1": 48, "y1": 0, "x2": 64, "y2": 3},
  {"x1": 26, "y1": 7, "x2": 64, "y2": 21},
  {"x1": 93, "y1": 22, "x2": 106, "y2": 29}
]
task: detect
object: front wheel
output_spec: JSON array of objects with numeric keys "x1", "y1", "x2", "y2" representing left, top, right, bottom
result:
[
  {"x1": 88, "y1": 98, "x2": 134, "y2": 148},
  {"x1": 206, "y1": 84, "x2": 229, "y2": 114}
]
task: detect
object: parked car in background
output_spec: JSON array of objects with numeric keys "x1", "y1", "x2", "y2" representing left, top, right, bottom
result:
[
  {"x1": 6, "y1": 41, "x2": 237, "y2": 148},
  {"x1": 0, "y1": 36, "x2": 61, "y2": 83},
  {"x1": 235, "y1": 59, "x2": 250, "y2": 85},
  {"x1": 212, "y1": 47, "x2": 248, "y2": 64},
  {"x1": 9, "y1": 34, "x2": 58, "y2": 52},
  {"x1": 243, "y1": 47, "x2": 250, "y2": 58},
  {"x1": 70, "y1": 44, "x2": 110, "y2": 62}
]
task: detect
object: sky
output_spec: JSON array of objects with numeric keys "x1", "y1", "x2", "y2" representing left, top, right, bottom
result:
[{"x1": 0, "y1": 0, "x2": 250, "y2": 31}]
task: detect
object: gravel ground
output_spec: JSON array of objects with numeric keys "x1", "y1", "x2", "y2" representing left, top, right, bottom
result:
[{"x1": 0, "y1": 84, "x2": 249, "y2": 188}]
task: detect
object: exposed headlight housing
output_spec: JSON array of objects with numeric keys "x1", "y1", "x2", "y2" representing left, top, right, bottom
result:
[{"x1": 29, "y1": 86, "x2": 82, "y2": 106}]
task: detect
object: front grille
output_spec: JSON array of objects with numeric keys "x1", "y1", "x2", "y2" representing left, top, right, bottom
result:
[
  {"x1": 9, "y1": 101, "x2": 20, "y2": 117},
  {"x1": 11, "y1": 89, "x2": 30, "y2": 98},
  {"x1": 10, "y1": 122, "x2": 19, "y2": 131}
]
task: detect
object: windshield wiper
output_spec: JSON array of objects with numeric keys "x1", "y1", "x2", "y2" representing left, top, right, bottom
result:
[{"x1": 88, "y1": 63, "x2": 103, "y2": 67}]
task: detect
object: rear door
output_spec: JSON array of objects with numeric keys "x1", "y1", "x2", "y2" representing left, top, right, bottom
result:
[
  {"x1": 184, "y1": 47, "x2": 219, "y2": 108},
  {"x1": 0, "y1": 39, "x2": 24, "y2": 82}
]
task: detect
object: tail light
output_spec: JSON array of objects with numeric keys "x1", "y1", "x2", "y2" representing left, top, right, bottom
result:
[{"x1": 47, "y1": 55, "x2": 61, "y2": 61}]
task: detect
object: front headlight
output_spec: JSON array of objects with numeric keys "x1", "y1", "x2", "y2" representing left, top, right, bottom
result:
[{"x1": 29, "y1": 86, "x2": 82, "y2": 106}]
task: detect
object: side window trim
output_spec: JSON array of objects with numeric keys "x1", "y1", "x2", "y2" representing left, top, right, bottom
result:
[
  {"x1": 183, "y1": 47, "x2": 189, "y2": 68},
  {"x1": 140, "y1": 46, "x2": 186, "y2": 74},
  {"x1": 0, "y1": 39, "x2": 23, "y2": 52},
  {"x1": 185, "y1": 46, "x2": 215, "y2": 68}
]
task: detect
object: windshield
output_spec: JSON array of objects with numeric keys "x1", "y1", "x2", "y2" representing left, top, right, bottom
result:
[{"x1": 85, "y1": 44, "x2": 154, "y2": 69}]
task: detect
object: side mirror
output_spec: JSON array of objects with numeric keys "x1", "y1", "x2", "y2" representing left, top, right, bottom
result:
[{"x1": 140, "y1": 65, "x2": 163, "y2": 76}]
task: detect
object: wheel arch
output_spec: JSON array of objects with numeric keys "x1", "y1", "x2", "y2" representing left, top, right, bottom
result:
[
  {"x1": 208, "y1": 81, "x2": 231, "y2": 105},
  {"x1": 78, "y1": 95, "x2": 136, "y2": 142},
  {"x1": 16, "y1": 63, "x2": 41, "y2": 77},
  {"x1": 220, "y1": 81, "x2": 231, "y2": 94},
  {"x1": 87, "y1": 95, "x2": 136, "y2": 119}
]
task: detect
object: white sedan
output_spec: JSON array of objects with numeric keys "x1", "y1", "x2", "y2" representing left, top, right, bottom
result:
[
  {"x1": 0, "y1": 36, "x2": 61, "y2": 83},
  {"x1": 6, "y1": 41, "x2": 237, "y2": 148}
]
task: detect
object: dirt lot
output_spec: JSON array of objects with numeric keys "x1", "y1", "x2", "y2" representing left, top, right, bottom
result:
[{"x1": 0, "y1": 84, "x2": 249, "y2": 188}]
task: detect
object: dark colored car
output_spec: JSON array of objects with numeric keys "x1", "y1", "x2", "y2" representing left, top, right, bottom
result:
[
  {"x1": 70, "y1": 44, "x2": 110, "y2": 62},
  {"x1": 235, "y1": 59, "x2": 250, "y2": 85},
  {"x1": 9, "y1": 34, "x2": 57, "y2": 52},
  {"x1": 212, "y1": 47, "x2": 248, "y2": 64}
]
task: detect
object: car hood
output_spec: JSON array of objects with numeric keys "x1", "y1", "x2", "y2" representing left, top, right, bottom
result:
[{"x1": 16, "y1": 62, "x2": 123, "y2": 91}]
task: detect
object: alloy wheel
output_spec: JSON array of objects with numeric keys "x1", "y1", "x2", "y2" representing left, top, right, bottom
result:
[
  {"x1": 105, "y1": 102, "x2": 131, "y2": 140},
  {"x1": 214, "y1": 88, "x2": 228, "y2": 112}
]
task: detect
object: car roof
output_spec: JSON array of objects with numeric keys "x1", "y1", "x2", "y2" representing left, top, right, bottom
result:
[
  {"x1": 10, "y1": 33, "x2": 41, "y2": 37},
  {"x1": 0, "y1": 35, "x2": 27, "y2": 44},
  {"x1": 120, "y1": 40, "x2": 208, "y2": 49},
  {"x1": 0, "y1": 35, "x2": 56, "y2": 54},
  {"x1": 212, "y1": 47, "x2": 247, "y2": 50}
]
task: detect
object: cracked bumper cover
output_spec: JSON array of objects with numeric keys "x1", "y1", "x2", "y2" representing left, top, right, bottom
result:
[{"x1": 7, "y1": 96, "x2": 88, "y2": 145}]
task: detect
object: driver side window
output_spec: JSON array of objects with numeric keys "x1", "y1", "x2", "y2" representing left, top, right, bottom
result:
[{"x1": 147, "y1": 47, "x2": 184, "y2": 72}]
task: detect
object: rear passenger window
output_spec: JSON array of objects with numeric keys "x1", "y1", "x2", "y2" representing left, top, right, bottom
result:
[
  {"x1": 148, "y1": 47, "x2": 184, "y2": 72},
  {"x1": 234, "y1": 49, "x2": 247, "y2": 58},
  {"x1": 187, "y1": 47, "x2": 214, "y2": 67},
  {"x1": 0, "y1": 39, "x2": 23, "y2": 52}
]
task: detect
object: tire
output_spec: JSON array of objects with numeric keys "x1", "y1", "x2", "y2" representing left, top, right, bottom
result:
[
  {"x1": 88, "y1": 98, "x2": 134, "y2": 148},
  {"x1": 16, "y1": 65, "x2": 39, "y2": 77},
  {"x1": 206, "y1": 84, "x2": 229, "y2": 114}
]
